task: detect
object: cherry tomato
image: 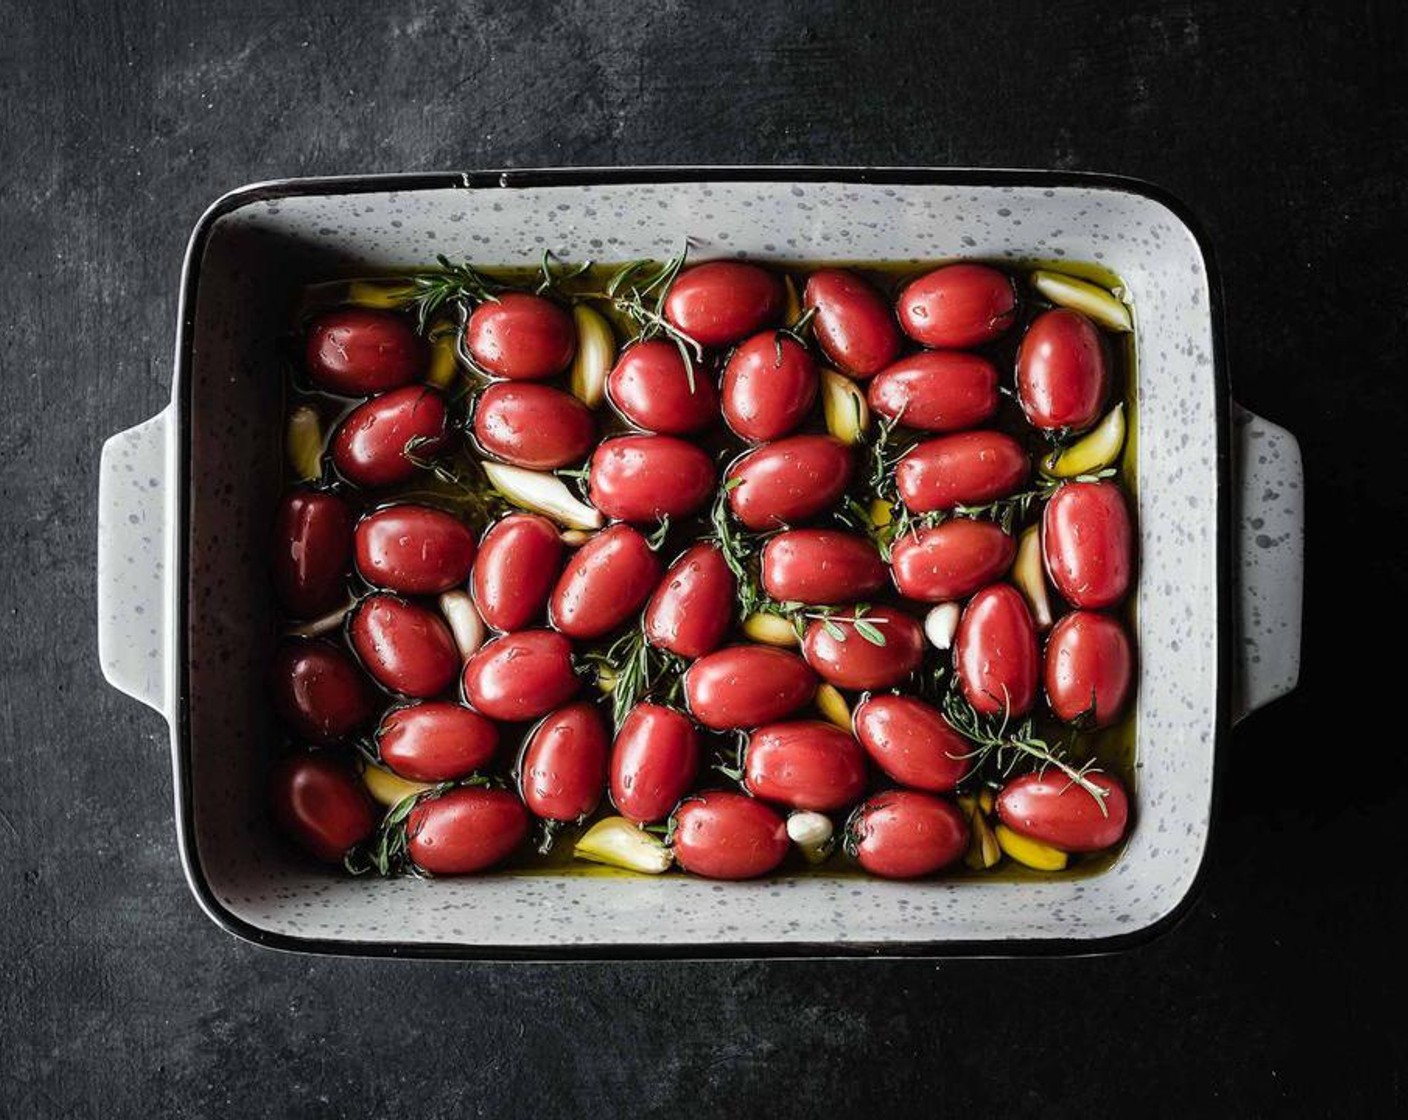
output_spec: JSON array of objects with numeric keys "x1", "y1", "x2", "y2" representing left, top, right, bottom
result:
[
  {"x1": 896, "y1": 263, "x2": 1017, "y2": 348},
  {"x1": 1042, "y1": 481, "x2": 1134, "y2": 609},
  {"x1": 1044, "y1": 610, "x2": 1134, "y2": 727},
  {"x1": 895, "y1": 431, "x2": 1029, "y2": 513},
  {"x1": 867, "y1": 351, "x2": 1000, "y2": 432},
  {"x1": 304, "y1": 308, "x2": 424, "y2": 396},
  {"x1": 588, "y1": 435, "x2": 716, "y2": 523},
  {"x1": 461, "y1": 629, "x2": 579, "y2": 721},
  {"x1": 377, "y1": 701, "x2": 498, "y2": 781},
  {"x1": 996, "y1": 771, "x2": 1129, "y2": 852},
  {"x1": 889, "y1": 519, "x2": 1016, "y2": 602},
  {"x1": 609, "y1": 703, "x2": 701, "y2": 824},
  {"x1": 847, "y1": 790, "x2": 968, "y2": 879},
  {"x1": 803, "y1": 268, "x2": 900, "y2": 378},
  {"x1": 683, "y1": 645, "x2": 818, "y2": 730},
  {"x1": 330, "y1": 385, "x2": 448, "y2": 488},
  {"x1": 643, "y1": 543, "x2": 737, "y2": 658},
  {"x1": 743, "y1": 720, "x2": 868, "y2": 811},
  {"x1": 721, "y1": 332, "x2": 818, "y2": 442},
  {"x1": 663, "y1": 261, "x2": 785, "y2": 348},
  {"x1": 464, "y1": 292, "x2": 575, "y2": 380},
  {"x1": 802, "y1": 608, "x2": 925, "y2": 690},
  {"x1": 271, "y1": 489, "x2": 353, "y2": 618},
  {"x1": 955, "y1": 584, "x2": 1038, "y2": 717},
  {"x1": 472, "y1": 382, "x2": 596, "y2": 469},
  {"x1": 270, "y1": 640, "x2": 377, "y2": 743},
  {"x1": 348, "y1": 593, "x2": 459, "y2": 698},
  {"x1": 353, "y1": 504, "x2": 477, "y2": 595},
  {"x1": 518, "y1": 702, "x2": 610, "y2": 822},
  {"x1": 761, "y1": 530, "x2": 886, "y2": 605},
  {"x1": 724, "y1": 435, "x2": 854, "y2": 531},
  {"x1": 852, "y1": 694, "x2": 969, "y2": 792},
  {"x1": 1016, "y1": 308, "x2": 1108, "y2": 431},
  {"x1": 269, "y1": 751, "x2": 376, "y2": 863},
  {"x1": 607, "y1": 340, "x2": 719, "y2": 434},
  {"x1": 670, "y1": 791, "x2": 788, "y2": 880},
  {"x1": 549, "y1": 524, "x2": 662, "y2": 639},
  {"x1": 472, "y1": 513, "x2": 564, "y2": 632},
  {"x1": 406, "y1": 787, "x2": 530, "y2": 873}
]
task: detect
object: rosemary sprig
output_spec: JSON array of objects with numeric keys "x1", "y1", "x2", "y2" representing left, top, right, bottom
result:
[
  {"x1": 402, "y1": 438, "x2": 504, "y2": 521},
  {"x1": 404, "y1": 255, "x2": 503, "y2": 332},
  {"x1": 584, "y1": 251, "x2": 703, "y2": 390},
  {"x1": 583, "y1": 626, "x2": 687, "y2": 729},
  {"x1": 709, "y1": 478, "x2": 768, "y2": 619},
  {"x1": 535, "y1": 249, "x2": 593, "y2": 295}
]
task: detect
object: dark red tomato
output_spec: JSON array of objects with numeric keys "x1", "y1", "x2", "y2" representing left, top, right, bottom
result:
[
  {"x1": 1044, "y1": 611, "x2": 1134, "y2": 727},
  {"x1": 461, "y1": 629, "x2": 579, "y2": 721},
  {"x1": 852, "y1": 694, "x2": 970, "y2": 793},
  {"x1": 996, "y1": 770, "x2": 1129, "y2": 853},
  {"x1": 683, "y1": 645, "x2": 818, "y2": 730},
  {"x1": 464, "y1": 292, "x2": 575, "y2": 380},
  {"x1": 1016, "y1": 308, "x2": 1108, "y2": 431},
  {"x1": 663, "y1": 261, "x2": 785, "y2": 349},
  {"x1": 377, "y1": 701, "x2": 498, "y2": 781},
  {"x1": 518, "y1": 702, "x2": 609, "y2": 822},
  {"x1": 867, "y1": 351, "x2": 1000, "y2": 432},
  {"x1": 670, "y1": 792, "x2": 789, "y2": 880},
  {"x1": 760, "y1": 530, "x2": 886, "y2": 605},
  {"x1": 889, "y1": 519, "x2": 1016, "y2": 602},
  {"x1": 271, "y1": 489, "x2": 353, "y2": 618},
  {"x1": 643, "y1": 543, "x2": 737, "y2": 658},
  {"x1": 269, "y1": 751, "x2": 375, "y2": 863},
  {"x1": 1042, "y1": 481, "x2": 1134, "y2": 609},
  {"x1": 896, "y1": 263, "x2": 1017, "y2": 348},
  {"x1": 330, "y1": 386, "x2": 448, "y2": 488},
  {"x1": 549, "y1": 524, "x2": 661, "y2": 639},
  {"x1": 803, "y1": 268, "x2": 900, "y2": 378},
  {"x1": 609, "y1": 703, "x2": 701, "y2": 824},
  {"x1": 353, "y1": 504, "x2": 477, "y2": 595},
  {"x1": 895, "y1": 431, "x2": 1029, "y2": 513},
  {"x1": 472, "y1": 513, "x2": 563, "y2": 632},
  {"x1": 588, "y1": 435, "x2": 716, "y2": 523},
  {"x1": 801, "y1": 609, "x2": 925, "y2": 690},
  {"x1": 720, "y1": 333, "x2": 818, "y2": 442},
  {"x1": 348, "y1": 593, "x2": 459, "y2": 698},
  {"x1": 472, "y1": 382, "x2": 596, "y2": 470},
  {"x1": 607, "y1": 340, "x2": 719, "y2": 435},
  {"x1": 847, "y1": 790, "x2": 968, "y2": 879},
  {"x1": 304, "y1": 308, "x2": 424, "y2": 396},
  {"x1": 954, "y1": 584, "x2": 1038, "y2": 717},
  {"x1": 406, "y1": 787, "x2": 530, "y2": 874},
  {"x1": 270, "y1": 640, "x2": 377, "y2": 744},
  {"x1": 743, "y1": 720, "x2": 867, "y2": 811},
  {"x1": 724, "y1": 435, "x2": 854, "y2": 531}
]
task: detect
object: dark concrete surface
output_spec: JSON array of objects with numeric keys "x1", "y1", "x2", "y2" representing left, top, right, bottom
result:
[{"x1": 2, "y1": 1, "x2": 1404, "y2": 1115}]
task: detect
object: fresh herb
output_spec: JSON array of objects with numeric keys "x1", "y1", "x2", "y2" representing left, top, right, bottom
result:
[
  {"x1": 709, "y1": 478, "x2": 768, "y2": 619},
  {"x1": 801, "y1": 605, "x2": 890, "y2": 647},
  {"x1": 535, "y1": 249, "x2": 592, "y2": 295},
  {"x1": 404, "y1": 255, "x2": 503, "y2": 332},
  {"x1": 584, "y1": 626, "x2": 686, "y2": 729},
  {"x1": 585, "y1": 251, "x2": 703, "y2": 391}
]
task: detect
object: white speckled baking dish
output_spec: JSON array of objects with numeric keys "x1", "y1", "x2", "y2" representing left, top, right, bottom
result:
[{"x1": 97, "y1": 169, "x2": 1303, "y2": 958}]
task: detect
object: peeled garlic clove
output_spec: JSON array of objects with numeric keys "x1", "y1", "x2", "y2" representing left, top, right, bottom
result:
[
  {"x1": 481, "y1": 461, "x2": 604, "y2": 530},
  {"x1": 995, "y1": 823, "x2": 1069, "y2": 871},
  {"x1": 359, "y1": 759, "x2": 435, "y2": 809},
  {"x1": 786, "y1": 810, "x2": 835, "y2": 864},
  {"x1": 595, "y1": 665, "x2": 618, "y2": 694},
  {"x1": 1042, "y1": 402, "x2": 1127, "y2": 478},
  {"x1": 815, "y1": 683, "x2": 851, "y2": 730},
  {"x1": 438, "y1": 590, "x2": 486, "y2": 659},
  {"x1": 1013, "y1": 526, "x2": 1053, "y2": 630},
  {"x1": 868, "y1": 498, "x2": 894, "y2": 529},
  {"x1": 560, "y1": 528, "x2": 594, "y2": 546},
  {"x1": 742, "y1": 612, "x2": 799, "y2": 647},
  {"x1": 286, "y1": 405, "x2": 325, "y2": 483},
  {"x1": 821, "y1": 369, "x2": 870, "y2": 445},
  {"x1": 978, "y1": 787, "x2": 995, "y2": 815},
  {"x1": 1030, "y1": 270, "x2": 1133, "y2": 332},
  {"x1": 574, "y1": 816, "x2": 672, "y2": 874},
  {"x1": 923, "y1": 602, "x2": 961, "y2": 650},
  {"x1": 569, "y1": 303, "x2": 615, "y2": 408},
  {"x1": 284, "y1": 598, "x2": 353, "y2": 639},
  {"x1": 964, "y1": 811, "x2": 1002, "y2": 871},
  {"x1": 425, "y1": 316, "x2": 461, "y2": 389}
]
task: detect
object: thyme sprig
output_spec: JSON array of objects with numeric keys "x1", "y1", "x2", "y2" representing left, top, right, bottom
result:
[
  {"x1": 802, "y1": 604, "x2": 889, "y2": 647},
  {"x1": 404, "y1": 255, "x2": 503, "y2": 332},
  {"x1": 583, "y1": 626, "x2": 687, "y2": 729}
]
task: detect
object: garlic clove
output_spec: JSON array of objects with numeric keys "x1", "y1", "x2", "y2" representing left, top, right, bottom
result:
[
  {"x1": 481, "y1": 461, "x2": 604, "y2": 530},
  {"x1": 358, "y1": 759, "x2": 435, "y2": 809},
  {"x1": 815, "y1": 683, "x2": 851, "y2": 730},
  {"x1": 569, "y1": 303, "x2": 615, "y2": 409},
  {"x1": 286, "y1": 405, "x2": 325, "y2": 483},
  {"x1": 1041, "y1": 402, "x2": 1127, "y2": 478},
  {"x1": 1012, "y1": 526, "x2": 1054, "y2": 630},
  {"x1": 284, "y1": 598, "x2": 353, "y2": 639},
  {"x1": 923, "y1": 602, "x2": 961, "y2": 650},
  {"x1": 438, "y1": 590, "x2": 487, "y2": 659},
  {"x1": 573, "y1": 816, "x2": 672, "y2": 874},
  {"x1": 786, "y1": 810, "x2": 835, "y2": 864},
  {"x1": 995, "y1": 823, "x2": 1069, "y2": 871},
  {"x1": 742, "y1": 612, "x2": 799, "y2": 647},
  {"x1": 1030, "y1": 270, "x2": 1133, "y2": 332},
  {"x1": 820, "y1": 369, "x2": 870, "y2": 445}
]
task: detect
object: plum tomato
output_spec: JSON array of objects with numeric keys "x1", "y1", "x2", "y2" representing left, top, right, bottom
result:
[
  {"x1": 742, "y1": 720, "x2": 868, "y2": 812},
  {"x1": 549, "y1": 524, "x2": 662, "y2": 639},
  {"x1": 670, "y1": 791, "x2": 789, "y2": 880},
  {"x1": 609, "y1": 703, "x2": 701, "y2": 824},
  {"x1": 270, "y1": 640, "x2": 378, "y2": 743},
  {"x1": 954, "y1": 584, "x2": 1038, "y2": 717},
  {"x1": 348, "y1": 593, "x2": 460, "y2": 698},
  {"x1": 1016, "y1": 308, "x2": 1108, "y2": 431},
  {"x1": 269, "y1": 751, "x2": 376, "y2": 863},
  {"x1": 406, "y1": 787, "x2": 530, "y2": 873},
  {"x1": 606, "y1": 339, "x2": 719, "y2": 434},
  {"x1": 867, "y1": 351, "x2": 1000, "y2": 432},
  {"x1": 803, "y1": 268, "x2": 900, "y2": 378},
  {"x1": 760, "y1": 530, "x2": 886, "y2": 606},
  {"x1": 330, "y1": 385, "x2": 448, "y2": 488},
  {"x1": 304, "y1": 308, "x2": 425, "y2": 396},
  {"x1": 464, "y1": 292, "x2": 575, "y2": 380},
  {"x1": 643, "y1": 543, "x2": 737, "y2": 658},
  {"x1": 663, "y1": 261, "x2": 785, "y2": 348},
  {"x1": 801, "y1": 608, "x2": 925, "y2": 691},
  {"x1": 683, "y1": 645, "x2": 818, "y2": 730},
  {"x1": 724, "y1": 435, "x2": 854, "y2": 531},
  {"x1": 846, "y1": 790, "x2": 968, "y2": 879},
  {"x1": 895, "y1": 430, "x2": 1029, "y2": 513},
  {"x1": 272, "y1": 489, "x2": 353, "y2": 618},
  {"x1": 996, "y1": 770, "x2": 1129, "y2": 852},
  {"x1": 1044, "y1": 610, "x2": 1134, "y2": 727},
  {"x1": 721, "y1": 332, "x2": 818, "y2": 442},
  {"x1": 472, "y1": 382, "x2": 596, "y2": 469},
  {"x1": 461, "y1": 629, "x2": 579, "y2": 721},
  {"x1": 1042, "y1": 481, "x2": 1134, "y2": 609},
  {"x1": 588, "y1": 435, "x2": 716, "y2": 523},
  {"x1": 353, "y1": 504, "x2": 477, "y2": 595},
  {"x1": 518, "y1": 701, "x2": 610, "y2": 822},
  {"x1": 896, "y1": 263, "x2": 1017, "y2": 348},
  {"x1": 377, "y1": 701, "x2": 498, "y2": 781},
  {"x1": 472, "y1": 513, "x2": 564, "y2": 632},
  {"x1": 888, "y1": 519, "x2": 1016, "y2": 602},
  {"x1": 852, "y1": 694, "x2": 970, "y2": 793}
]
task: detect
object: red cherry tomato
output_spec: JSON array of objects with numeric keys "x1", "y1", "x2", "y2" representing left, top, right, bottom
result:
[
  {"x1": 1042, "y1": 481, "x2": 1134, "y2": 609},
  {"x1": 761, "y1": 530, "x2": 886, "y2": 606},
  {"x1": 348, "y1": 593, "x2": 459, "y2": 698},
  {"x1": 472, "y1": 513, "x2": 564, "y2": 632},
  {"x1": 609, "y1": 703, "x2": 701, "y2": 824},
  {"x1": 996, "y1": 770, "x2": 1129, "y2": 852},
  {"x1": 461, "y1": 629, "x2": 579, "y2": 721},
  {"x1": 472, "y1": 382, "x2": 596, "y2": 469},
  {"x1": 377, "y1": 701, "x2": 498, "y2": 781},
  {"x1": 743, "y1": 720, "x2": 868, "y2": 811},
  {"x1": 643, "y1": 543, "x2": 737, "y2": 658},
  {"x1": 304, "y1": 308, "x2": 424, "y2": 396},
  {"x1": 406, "y1": 787, "x2": 530, "y2": 874},
  {"x1": 464, "y1": 292, "x2": 575, "y2": 380},
  {"x1": 549, "y1": 524, "x2": 662, "y2": 640},
  {"x1": 330, "y1": 386, "x2": 448, "y2": 488},
  {"x1": 955, "y1": 584, "x2": 1038, "y2": 717},
  {"x1": 889, "y1": 519, "x2": 1016, "y2": 602},
  {"x1": 663, "y1": 261, "x2": 785, "y2": 348},
  {"x1": 721, "y1": 332, "x2": 818, "y2": 442},
  {"x1": 1044, "y1": 610, "x2": 1134, "y2": 727},
  {"x1": 683, "y1": 645, "x2": 818, "y2": 730},
  {"x1": 852, "y1": 694, "x2": 970, "y2": 793},
  {"x1": 353, "y1": 504, "x2": 477, "y2": 595},
  {"x1": 801, "y1": 608, "x2": 925, "y2": 690},
  {"x1": 269, "y1": 751, "x2": 375, "y2": 863},
  {"x1": 270, "y1": 640, "x2": 378, "y2": 744},
  {"x1": 588, "y1": 435, "x2": 716, "y2": 523},
  {"x1": 271, "y1": 489, "x2": 353, "y2": 618},
  {"x1": 1016, "y1": 308, "x2": 1108, "y2": 431},
  {"x1": 724, "y1": 435, "x2": 854, "y2": 531},
  {"x1": 867, "y1": 351, "x2": 1000, "y2": 432},
  {"x1": 670, "y1": 791, "x2": 789, "y2": 880},
  {"x1": 607, "y1": 340, "x2": 719, "y2": 434},
  {"x1": 895, "y1": 431, "x2": 1029, "y2": 513},
  {"x1": 896, "y1": 263, "x2": 1017, "y2": 348},
  {"x1": 518, "y1": 702, "x2": 609, "y2": 822},
  {"x1": 847, "y1": 790, "x2": 968, "y2": 879},
  {"x1": 803, "y1": 268, "x2": 900, "y2": 378}
]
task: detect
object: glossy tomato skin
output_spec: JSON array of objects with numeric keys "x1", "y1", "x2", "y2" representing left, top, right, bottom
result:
[
  {"x1": 305, "y1": 308, "x2": 424, "y2": 396},
  {"x1": 742, "y1": 720, "x2": 868, "y2": 811},
  {"x1": 607, "y1": 340, "x2": 719, "y2": 435},
  {"x1": 472, "y1": 382, "x2": 596, "y2": 469},
  {"x1": 377, "y1": 701, "x2": 499, "y2": 781},
  {"x1": 549, "y1": 524, "x2": 662, "y2": 639},
  {"x1": 609, "y1": 703, "x2": 701, "y2": 824},
  {"x1": 330, "y1": 386, "x2": 448, "y2": 488},
  {"x1": 889, "y1": 519, "x2": 1016, "y2": 602},
  {"x1": 353, "y1": 504, "x2": 477, "y2": 595},
  {"x1": 643, "y1": 543, "x2": 737, "y2": 658},
  {"x1": 683, "y1": 645, "x2": 818, "y2": 730},
  {"x1": 955, "y1": 584, "x2": 1039, "y2": 717},
  {"x1": 349, "y1": 593, "x2": 460, "y2": 698},
  {"x1": 803, "y1": 268, "x2": 900, "y2": 378},
  {"x1": 1016, "y1": 308, "x2": 1108, "y2": 431},
  {"x1": 406, "y1": 787, "x2": 530, "y2": 874},
  {"x1": 867, "y1": 351, "x2": 1000, "y2": 432},
  {"x1": 588, "y1": 435, "x2": 716, "y2": 523},
  {"x1": 721, "y1": 332, "x2": 818, "y2": 442},
  {"x1": 271, "y1": 489, "x2": 353, "y2": 618},
  {"x1": 518, "y1": 702, "x2": 610, "y2": 822},
  {"x1": 472, "y1": 513, "x2": 564, "y2": 632},
  {"x1": 725, "y1": 435, "x2": 854, "y2": 531},
  {"x1": 761, "y1": 530, "x2": 886, "y2": 606},
  {"x1": 670, "y1": 791, "x2": 789, "y2": 880},
  {"x1": 1044, "y1": 610, "x2": 1134, "y2": 727},
  {"x1": 461, "y1": 629, "x2": 579, "y2": 721},
  {"x1": 663, "y1": 261, "x2": 785, "y2": 348},
  {"x1": 895, "y1": 431, "x2": 1029, "y2": 513},
  {"x1": 270, "y1": 640, "x2": 378, "y2": 744},
  {"x1": 996, "y1": 771, "x2": 1129, "y2": 852},
  {"x1": 847, "y1": 790, "x2": 968, "y2": 879},
  {"x1": 802, "y1": 609, "x2": 925, "y2": 690},
  {"x1": 1042, "y1": 481, "x2": 1134, "y2": 609},
  {"x1": 852, "y1": 694, "x2": 970, "y2": 792},
  {"x1": 896, "y1": 263, "x2": 1017, "y2": 348},
  {"x1": 464, "y1": 292, "x2": 575, "y2": 380},
  {"x1": 269, "y1": 752, "x2": 376, "y2": 863}
]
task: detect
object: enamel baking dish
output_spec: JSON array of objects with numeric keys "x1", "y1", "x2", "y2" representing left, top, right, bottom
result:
[{"x1": 97, "y1": 169, "x2": 1303, "y2": 958}]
